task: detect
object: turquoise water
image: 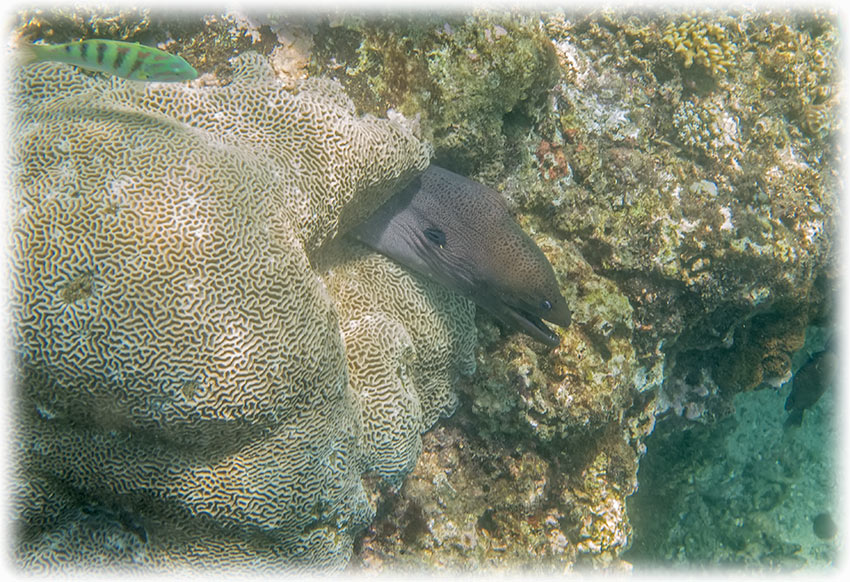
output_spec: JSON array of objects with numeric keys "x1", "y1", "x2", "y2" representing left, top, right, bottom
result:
[{"x1": 626, "y1": 328, "x2": 838, "y2": 569}]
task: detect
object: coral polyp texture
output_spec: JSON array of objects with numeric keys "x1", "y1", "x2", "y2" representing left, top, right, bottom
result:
[
  {"x1": 320, "y1": 244, "x2": 477, "y2": 483},
  {"x1": 10, "y1": 53, "x2": 476, "y2": 570}
]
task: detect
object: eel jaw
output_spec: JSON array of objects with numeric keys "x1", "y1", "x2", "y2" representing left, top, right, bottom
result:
[{"x1": 500, "y1": 304, "x2": 562, "y2": 347}]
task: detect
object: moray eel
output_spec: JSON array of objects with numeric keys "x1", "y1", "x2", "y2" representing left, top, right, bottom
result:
[{"x1": 351, "y1": 165, "x2": 571, "y2": 346}]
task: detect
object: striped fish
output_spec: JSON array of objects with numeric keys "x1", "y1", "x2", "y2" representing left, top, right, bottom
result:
[{"x1": 20, "y1": 39, "x2": 198, "y2": 82}]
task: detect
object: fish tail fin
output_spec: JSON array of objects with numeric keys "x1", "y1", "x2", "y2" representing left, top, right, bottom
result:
[
  {"x1": 16, "y1": 41, "x2": 48, "y2": 66},
  {"x1": 784, "y1": 410, "x2": 803, "y2": 429}
]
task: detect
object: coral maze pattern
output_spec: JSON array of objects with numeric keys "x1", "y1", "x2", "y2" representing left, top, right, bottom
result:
[{"x1": 10, "y1": 54, "x2": 475, "y2": 570}]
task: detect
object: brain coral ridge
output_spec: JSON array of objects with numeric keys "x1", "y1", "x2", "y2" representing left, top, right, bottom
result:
[{"x1": 11, "y1": 53, "x2": 476, "y2": 570}]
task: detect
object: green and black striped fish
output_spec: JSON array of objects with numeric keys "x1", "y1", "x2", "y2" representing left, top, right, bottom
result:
[{"x1": 20, "y1": 39, "x2": 198, "y2": 82}]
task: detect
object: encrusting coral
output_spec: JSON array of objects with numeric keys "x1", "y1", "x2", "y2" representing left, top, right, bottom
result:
[
  {"x1": 309, "y1": 13, "x2": 558, "y2": 178},
  {"x1": 10, "y1": 53, "x2": 476, "y2": 570},
  {"x1": 332, "y1": 10, "x2": 835, "y2": 571}
]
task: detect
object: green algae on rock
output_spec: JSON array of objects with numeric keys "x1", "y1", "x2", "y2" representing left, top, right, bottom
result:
[
  {"x1": 10, "y1": 51, "x2": 476, "y2": 570},
  {"x1": 310, "y1": 12, "x2": 558, "y2": 178}
]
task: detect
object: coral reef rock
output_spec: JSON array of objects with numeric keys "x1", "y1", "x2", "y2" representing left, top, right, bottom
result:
[
  {"x1": 10, "y1": 6, "x2": 839, "y2": 574},
  {"x1": 309, "y1": 9, "x2": 836, "y2": 572},
  {"x1": 10, "y1": 53, "x2": 476, "y2": 571}
]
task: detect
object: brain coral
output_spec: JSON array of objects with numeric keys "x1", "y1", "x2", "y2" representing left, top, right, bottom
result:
[
  {"x1": 319, "y1": 244, "x2": 477, "y2": 483},
  {"x1": 10, "y1": 53, "x2": 476, "y2": 570}
]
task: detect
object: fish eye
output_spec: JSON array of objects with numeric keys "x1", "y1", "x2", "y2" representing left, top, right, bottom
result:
[{"x1": 541, "y1": 300, "x2": 552, "y2": 311}]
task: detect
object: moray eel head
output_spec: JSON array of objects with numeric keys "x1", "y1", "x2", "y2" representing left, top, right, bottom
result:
[
  {"x1": 351, "y1": 165, "x2": 571, "y2": 347},
  {"x1": 486, "y1": 259, "x2": 571, "y2": 346},
  {"x1": 473, "y1": 222, "x2": 570, "y2": 346}
]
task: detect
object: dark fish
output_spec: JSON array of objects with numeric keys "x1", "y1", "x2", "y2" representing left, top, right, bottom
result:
[
  {"x1": 812, "y1": 512, "x2": 837, "y2": 540},
  {"x1": 20, "y1": 39, "x2": 197, "y2": 82},
  {"x1": 784, "y1": 349, "x2": 835, "y2": 428},
  {"x1": 352, "y1": 165, "x2": 571, "y2": 346}
]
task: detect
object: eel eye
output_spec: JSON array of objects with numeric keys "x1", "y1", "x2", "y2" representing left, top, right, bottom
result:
[
  {"x1": 423, "y1": 227, "x2": 447, "y2": 248},
  {"x1": 541, "y1": 300, "x2": 552, "y2": 311}
]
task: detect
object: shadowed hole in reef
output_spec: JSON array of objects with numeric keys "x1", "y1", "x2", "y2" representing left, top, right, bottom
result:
[
  {"x1": 502, "y1": 107, "x2": 534, "y2": 139},
  {"x1": 400, "y1": 501, "x2": 428, "y2": 544},
  {"x1": 477, "y1": 507, "x2": 498, "y2": 535}
]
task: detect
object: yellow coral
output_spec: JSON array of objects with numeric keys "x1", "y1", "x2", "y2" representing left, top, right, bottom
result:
[
  {"x1": 662, "y1": 17, "x2": 736, "y2": 76},
  {"x1": 11, "y1": 53, "x2": 475, "y2": 570}
]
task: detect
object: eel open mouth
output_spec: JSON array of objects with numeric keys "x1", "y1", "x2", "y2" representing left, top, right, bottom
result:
[{"x1": 501, "y1": 305, "x2": 561, "y2": 347}]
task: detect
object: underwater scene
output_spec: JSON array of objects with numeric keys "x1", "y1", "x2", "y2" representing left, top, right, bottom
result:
[{"x1": 7, "y1": 4, "x2": 839, "y2": 574}]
